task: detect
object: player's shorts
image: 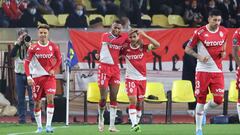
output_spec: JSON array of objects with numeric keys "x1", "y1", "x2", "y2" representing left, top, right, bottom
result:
[
  {"x1": 195, "y1": 72, "x2": 224, "y2": 100},
  {"x1": 32, "y1": 75, "x2": 56, "y2": 101},
  {"x1": 125, "y1": 79, "x2": 146, "y2": 101},
  {"x1": 97, "y1": 63, "x2": 120, "y2": 89},
  {"x1": 236, "y1": 67, "x2": 240, "y2": 90}
]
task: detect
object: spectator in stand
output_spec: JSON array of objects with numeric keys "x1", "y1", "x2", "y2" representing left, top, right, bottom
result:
[
  {"x1": 63, "y1": 0, "x2": 76, "y2": 14},
  {"x1": 184, "y1": 0, "x2": 205, "y2": 27},
  {"x1": 2, "y1": 0, "x2": 28, "y2": 27},
  {"x1": 37, "y1": 0, "x2": 54, "y2": 14},
  {"x1": 50, "y1": 0, "x2": 64, "y2": 15},
  {"x1": 0, "y1": 9, "x2": 10, "y2": 27},
  {"x1": 95, "y1": 0, "x2": 119, "y2": 15},
  {"x1": 120, "y1": 16, "x2": 131, "y2": 31},
  {"x1": 89, "y1": 17, "x2": 104, "y2": 29},
  {"x1": 19, "y1": 2, "x2": 47, "y2": 27},
  {"x1": 65, "y1": 4, "x2": 88, "y2": 28},
  {"x1": 217, "y1": 0, "x2": 237, "y2": 27}
]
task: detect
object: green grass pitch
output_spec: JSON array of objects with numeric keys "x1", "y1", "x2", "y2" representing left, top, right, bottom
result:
[{"x1": 0, "y1": 123, "x2": 239, "y2": 135}]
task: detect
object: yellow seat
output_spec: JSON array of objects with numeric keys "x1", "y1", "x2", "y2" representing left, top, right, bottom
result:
[
  {"x1": 168, "y1": 15, "x2": 189, "y2": 27},
  {"x1": 145, "y1": 82, "x2": 167, "y2": 102},
  {"x1": 87, "y1": 82, "x2": 110, "y2": 103},
  {"x1": 141, "y1": 14, "x2": 151, "y2": 21},
  {"x1": 151, "y1": 14, "x2": 173, "y2": 28},
  {"x1": 104, "y1": 15, "x2": 118, "y2": 26},
  {"x1": 171, "y1": 80, "x2": 195, "y2": 102},
  {"x1": 58, "y1": 14, "x2": 69, "y2": 26},
  {"x1": 82, "y1": 0, "x2": 97, "y2": 11},
  {"x1": 117, "y1": 82, "x2": 129, "y2": 103},
  {"x1": 89, "y1": 14, "x2": 105, "y2": 24},
  {"x1": 228, "y1": 80, "x2": 238, "y2": 102},
  {"x1": 43, "y1": 14, "x2": 60, "y2": 26}
]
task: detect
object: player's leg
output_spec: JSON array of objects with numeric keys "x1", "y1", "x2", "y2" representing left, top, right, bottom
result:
[
  {"x1": 203, "y1": 73, "x2": 224, "y2": 113},
  {"x1": 108, "y1": 66, "x2": 120, "y2": 132},
  {"x1": 136, "y1": 80, "x2": 146, "y2": 125},
  {"x1": 108, "y1": 83, "x2": 120, "y2": 132},
  {"x1": 97, "y1": 64, "x2": 110, "y2": 132},
  {"x1": 195, "y1": 72, "x2": 209, "y2": 135},
  {"x1": 32, "y1": 78, "x2": 43, "y2": 133},
  {"x1": 44, "y1": 76, "x2": 57, "y2": 133},
  {"x1": 126, "y1": 79, "x2": 137, "y2": 129}
]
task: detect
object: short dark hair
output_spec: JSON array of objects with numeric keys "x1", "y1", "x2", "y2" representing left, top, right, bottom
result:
[
  {"x1": 38, "y1": 24, "x2": 50, "y2": 30},
  {"x1": 209, "y1": 9, "x2": 222, "y2": 17},
  {"x1": 113, "y1": 20, "x2": 121, "y2": 25}
]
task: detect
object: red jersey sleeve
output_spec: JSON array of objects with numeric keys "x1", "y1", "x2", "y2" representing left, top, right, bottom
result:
[
  {"x1": 232, "y1": 29, "x2": 240, "y2": 46},
  {"x1": 187, "y1": 30, "x2": 200, "y2": 48},
  {"x1": 50, "y1": 43, "x2": 62, "y2": 71},
  {"x1": 24, "y1": 45, "x2": 35, "y2": 77}
]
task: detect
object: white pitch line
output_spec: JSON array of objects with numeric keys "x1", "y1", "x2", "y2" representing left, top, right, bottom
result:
[{"x1": 7, "y1": 126, "x2": 69, "y2": 135}]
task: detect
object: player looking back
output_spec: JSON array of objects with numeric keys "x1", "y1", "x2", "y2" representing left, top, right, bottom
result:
[
  {"x1": 121, "y1": 29, "x2": 160, "y2": 132},
  {"x1": 97, "y1": 20, "x2": 128, "y2": 132},
  {"x1": 185, "y1": 9, "x2": 228, "y2": 135},
  {"x1": 24, "y1": 24, "x2": 62, "y2": 133}
]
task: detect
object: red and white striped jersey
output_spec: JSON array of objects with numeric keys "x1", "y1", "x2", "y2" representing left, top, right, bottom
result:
[
  {"x1": 24, "y1": 41, "x2": 62, "y2": 78},
  {"x1": 122, "y1": 44, "x2": 149, "y2": 80},
  {"x1": 232, "y1": 28, "x2": 240, "y2": 47},
  {"x1": 99, "y1": 32, "x2": 127, "y2": 65},
  {"x1": 187, "y1": 25, "x2": 228, "y2": 72}
]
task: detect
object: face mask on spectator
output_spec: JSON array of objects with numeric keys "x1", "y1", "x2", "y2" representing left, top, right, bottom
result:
[
  {"x1": 76, "y1": 10, "x2": 83, "y2": 16},
  {"x1": 29, "y1": 8, "x2": 36, "y2": 15}
]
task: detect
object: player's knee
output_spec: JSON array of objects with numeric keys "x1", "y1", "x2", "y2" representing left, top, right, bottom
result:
[
  {"x1": 213, "y1": 96, "x2": 223, "y2": 105},
  {"x1": 99, "y1": 99, "x2": 106, "y2": 108},
  {"x1": 197, "y1": 95, "x2": 207, "y2": 104}
]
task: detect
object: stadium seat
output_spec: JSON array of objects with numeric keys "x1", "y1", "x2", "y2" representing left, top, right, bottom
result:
[
  {"x1": 87, "y1": 82, "x2": 110, "y2": 103},
  {"x1": 166, "y1": 80, "x2": 195, "y2": 123},
  {"x1": 58, "y1": 14, "x2": 69, "y2": 26},
  {"x1": 82, "y1": 0, "x2": 97, "y2": 11},
  {"x1": 168, "y1": 15, "x2": 189, "y2": 27},
  {"x1": 104, "y1": 15, "x2": 118, "y2": 26},
  {"x1": 151, "y1": 14, "x2": 173, "y2": 28},
  {"x1": 89, "y1": 14, "x2": 105, "y2": 25},
  {"x1": 43, "y1": 14, "x2": 61, "y2": 27},
  {"x1": 145, "y1": 82, "x2": 167, "y2": 103},
  {"x1": 144, "y1": 82, "x2": 168, "y2": 123},
  {"x1": 141, "y1": 14, "x2": 151, "y2": 21},
  {"x1": 228, "y1": 80, "x2": 238, "y2": 102},
  {"x1": 117, "y1": 82, "x2": 129, "y2": 103}
]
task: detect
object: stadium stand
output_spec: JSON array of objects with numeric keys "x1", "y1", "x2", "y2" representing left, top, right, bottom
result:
[{"x1": 151, "y1": 14, "x2": 173, "y2": 28}]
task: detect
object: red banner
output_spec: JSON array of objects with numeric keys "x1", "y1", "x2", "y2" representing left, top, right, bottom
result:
[{"x1": 69, "y1": 28, "x2": 237, "y2": 62}]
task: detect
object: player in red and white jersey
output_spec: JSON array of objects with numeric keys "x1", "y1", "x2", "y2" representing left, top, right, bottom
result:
[
  {"x1": 97, "y1": 20, "x2": 128, "y2": 132},
  {"x1": 185, "y1": 9, "x2": 228, "y2": 135},
  {"x1": 232, "y1": 28, "x2": 240, "y2": 122},
  {"x1": 24, "y1": 24, "x2": 62, "y2": 133},
  {"x1": 121, "y1": 29, "x2": 160, "y2": 132}
]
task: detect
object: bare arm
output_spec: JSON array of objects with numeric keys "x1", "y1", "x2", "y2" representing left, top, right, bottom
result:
[
  {"x1": 185, "y1": 46, "x2": 209, "y2": 63},
  {"x1": 232, "y1": 46, "x2": 240, "y2": 66},
  {"x1": 139, "y1": 30, "x2": 160, "y2": 50},
  {"x1": 221, "y1": 42, "x2": 226, "y2": 58}
]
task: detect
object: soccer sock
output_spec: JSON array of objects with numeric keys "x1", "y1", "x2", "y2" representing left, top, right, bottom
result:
[
  {"x1": 109, "y1": 101, "x2": 117, "y2": 128},
  {"x1": 34, "y1": 108, "x2": 42, "y2": 128},
  {"x1": 136, "y1": 107, "x2": 142, "y2": 124},
  {"x1": 46, "y1": 104, "x2": 54, "y2": 127},
  {"x1": 203, "y1": 100, "x2": 218, "y2": 113},
  {"x1": 195, "y1": 103, "x2": 204, "y2": 131},
  {"x1": 237, "y1": 103, "x2": 240, "y2": 121},
  {"x1": 98, "y1": 105, "x2": 105, "y2": 123},
  {"x1": 129, "y1": 104, "x2": 137, "y2": 127}
]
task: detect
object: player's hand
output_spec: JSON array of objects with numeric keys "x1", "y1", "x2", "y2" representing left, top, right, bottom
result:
[
  {"x1": 49, "y1": 70, "x2": 55, "y2": 76},
  {"x1": 221, "y1": 51, "x2": 226, "y2": 58},
  {"x1": 95, "y1": 53, "x2": 100, "y2": 60},
  {"x1": 198, "y1": 56, "x2": 209, "y2": 63},
  {"x1": 27, "y1": 77, "x2": 34, "y2": 86},
  {"x1": 137, "y1": 29, "x2": 146, "y2": 36}
]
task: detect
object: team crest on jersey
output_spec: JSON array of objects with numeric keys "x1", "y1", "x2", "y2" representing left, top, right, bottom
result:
[
  {"x1": 204, "y1": 34, "x2": 208, "y2": 37},
  {"x1": 36, "y1": 48, "x2": 40, "y2": 50},
  {"x1": 233, "y1": 38, "x2": 238, "y2": 46},
  {"x1": 219, "y1": 31, "x2": 224, "y2": 37},
  {"x1": 49, "y1": 46, "x2": 52, "y2": 51},
  {"x1": 127, "y1": 49, "x2": 131, "y2": 52},
  {"x1": 108, "y1": 35, "x2": 114, "y2": 40}
]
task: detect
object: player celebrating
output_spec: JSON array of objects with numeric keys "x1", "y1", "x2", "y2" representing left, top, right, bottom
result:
[
  {"x1": 185, "y1": 9, "x2": 228, "y2": 135},
  {"x1": 24, "y1": 24, "x2": 62, "y2": 133},
  {"x1": 122, "y1": 29, "x2": 160, "y2": 132},
  {"x1": 97, "y1": 20, "x2": 128, "y2": 132},
  {"x1": 232, "y1": 28, "x2": 240, "y2": 122}
]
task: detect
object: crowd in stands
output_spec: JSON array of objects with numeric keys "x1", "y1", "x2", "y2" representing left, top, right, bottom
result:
[{"x1": 0, "y1": 0, "x2": 240, "y2": 28}]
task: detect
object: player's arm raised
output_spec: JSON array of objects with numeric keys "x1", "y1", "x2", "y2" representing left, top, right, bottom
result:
[{"x1": 138, "y1": 30, "x2": 160, "y2": 50}]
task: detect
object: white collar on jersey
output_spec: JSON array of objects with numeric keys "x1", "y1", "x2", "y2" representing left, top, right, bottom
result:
[
  {"x1": 130, "y1": 43, "x2": 140, "y2": 50},
  {"x1": 38, "y1": 41, "x2": 49, "y2": 47},
  {"x1": 205, "y1": 24, "x2": 219, "y2": 34}
]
